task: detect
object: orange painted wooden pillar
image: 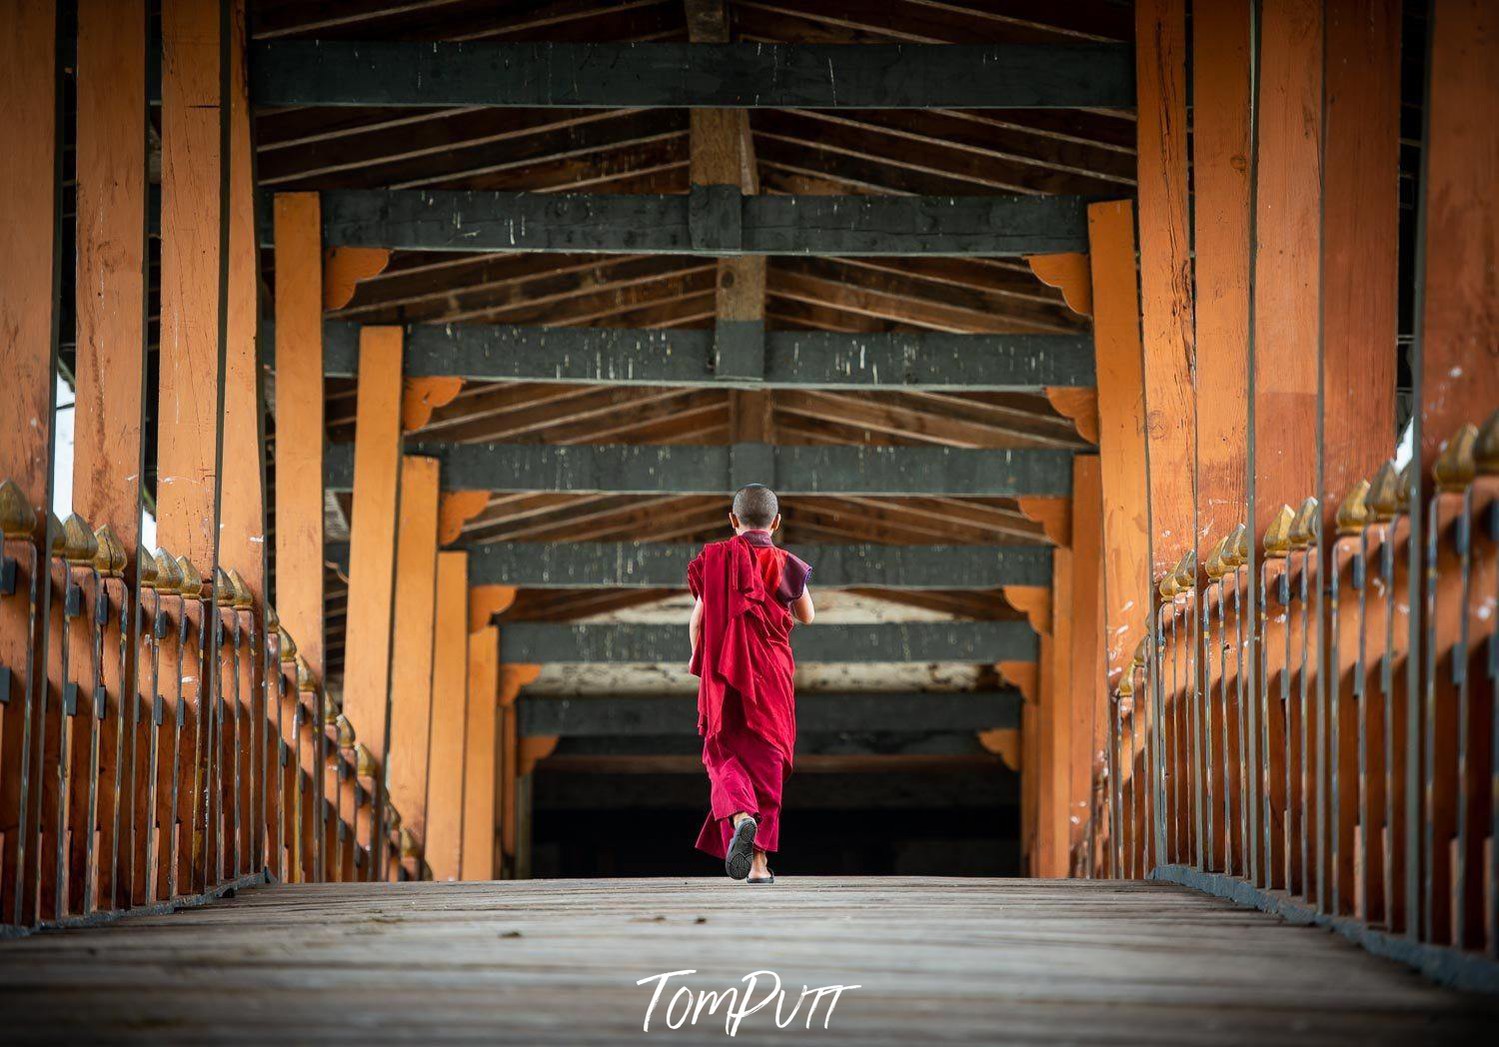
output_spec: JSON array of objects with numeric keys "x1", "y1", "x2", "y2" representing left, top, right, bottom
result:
[
  {"x1": 273, "y1": 194, "x2": 326, "y2": 684},
  {"x1": 1192, "y1": 0, "x2": 1252, "y2": 881},
  {"x1": 341, "y1": 328, "x2": 404, "y2": 878},
  {"x1": 1137, "y1": 0, "x2": 1197, "y2": 872},
  {"x1": 1411, "y1": 0, "x2": 1497, "y2": 948},
  {"x1": 71, "y1": 0, "x2": 148, "y2": 914},
  {"x1": 219, "y1": 0, "x2": 266, "y2": 882},
  {"x1": 1067, "y1": 456, "x2": 1105, "y2": 869},
  {"x1": 1192, "y1": 0, "x2": 1252, "y2": 547},
  {"x1": 1320, "y1": 0, "x2": 1401, "y2": 915},
  {"x1": 1040, "y1": 539, "x2": 1072, "y2": 877},
  {"x1": 460, "y1": 628, "x2": 500, "y2": 881},
  {"x1": 386, "y1": 456, "x2": 441, "y2": 876},
  {"x1": 1414, "y1": 0, "x2": 1499, "y2": 473},
  {"x1": 0, "y1": 0, "x2": 60, "y2": 927},
  {"x1": 424, "y1": 552, "x2": 469, "y2": 881},
  {"x1": 1252, "y1": 0, "x2": 1324, "y2": 897},
  {"x1": 1086, "y1": 201, "x2": 1151, "y2": 875}
]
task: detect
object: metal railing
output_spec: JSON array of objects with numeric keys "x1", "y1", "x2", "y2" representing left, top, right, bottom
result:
[
  {"x1": 0, "y1": 484, "x2": 404, "y2": 932},
  {"x1": 1078, "y1": 412, "x2": 1498, "y2": 964}
]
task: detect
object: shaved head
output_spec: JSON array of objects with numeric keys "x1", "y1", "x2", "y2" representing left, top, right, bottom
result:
[{"x1": 732, "y1": 484, "x2": 779, "y2": 529}]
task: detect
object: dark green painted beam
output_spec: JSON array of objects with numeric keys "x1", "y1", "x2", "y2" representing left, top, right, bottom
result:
[
  {"x1": 251, "y1": 40, "x2": 1134, "y2": 110},
  {"x1": 312, "y1": 321, "x2": 1094, "y2": 391},
  {"x1": 500, "y1": 621, "x2": 1036, "y2": 664},
  {"x1": 325, "y1": 443, "x2": 1073, "y2": 498},
  {"x1": 465, "y1": 541, "x2": 1051, "y2": 589},
  {"x1": 292, "y1": 188, "x2": 1088, "y2": 256},
  {"x1": 519, "y1": 690, "x2": 1021, "y2": 737}
]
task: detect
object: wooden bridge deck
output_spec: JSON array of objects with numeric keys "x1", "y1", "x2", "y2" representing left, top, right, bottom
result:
[{"x1": 0, "y1": 878, "x2": 1493, "y2": 1044}]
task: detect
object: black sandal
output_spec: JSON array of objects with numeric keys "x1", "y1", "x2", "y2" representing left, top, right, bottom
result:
[{"x1": 725, "y1": 817, "x2": 758, "y2": 880}]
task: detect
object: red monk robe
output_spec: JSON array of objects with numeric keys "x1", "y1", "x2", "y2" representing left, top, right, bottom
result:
[{"x1": 688, "y1": 530, "x2": 811, "y2": 860}]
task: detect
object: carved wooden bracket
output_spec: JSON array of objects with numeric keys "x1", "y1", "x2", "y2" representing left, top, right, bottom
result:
[
  {"x1": 995, "y1": 660, "x2": 1038, "y2": 704},
  {"x1": 1025, "y1": 252, "x2": 1093, "y2": 316},
  {"x1": 469, "y1": 584, "x2": 517, "y2": 632},
  {"x1": 517, "y1": 734, "x2": 559, "y2": 777},
  {"x1": 1044, "y1": 386, "x2": 1100, "y2": 445},
  {"x1": 322, "y1": 246, "x2": 390, "y2": 311},
  {"x1": 438, "y1": 490, "x2": 489, "y2": 546},
  {"x1": 1000, "y1": 584, "x2": 1052, "y2": 636},
  {"x1": 498, "y1": 662, "x2": 541, "y2": 707},
  {"x1": 1014, "y1": 496, "x2": 1072, "y2": 546},
  {"x1": 402, "y1": 376, "x2": 465, "y2": 432},
  {"x1": 976, "y1": 728, "x2": 1021, "y2": 772}
]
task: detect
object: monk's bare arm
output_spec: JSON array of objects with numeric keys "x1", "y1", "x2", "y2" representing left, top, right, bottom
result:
[
  {"x1": 791, "y1": 588, "x2": 815, "y2": 624},
  {"x1": 689, "y1": 596, "x2": 704, "y2": 655}
]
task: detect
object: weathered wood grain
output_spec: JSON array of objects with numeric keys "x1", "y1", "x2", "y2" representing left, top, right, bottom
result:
[
  {"x1": 518, "y1": 690, "x2": 1021, "y2": 737},
  {"x1": 305, "y1": 188, "x2": 1090, "y2": 257},
  {"x1": 501, "y1": 622, "x2": 1036, "y2": 665},
  {"x1": 0, "y1": 879, "x2": 1490, "y2": 1043},
  {"x1": 250, "y1": 40, "x2": 1136, "y2": 109},
  {"x1": 325, "y1": 443, "x2": 1074, "y2": 498},
  {"x1": 311, "y1": 321, "x2": 1095, "y2": 391}
]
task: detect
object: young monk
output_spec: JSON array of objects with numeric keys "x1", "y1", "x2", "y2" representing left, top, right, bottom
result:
[{"x1": 688, "y1": 484, "x2": 814, "y2": 883}]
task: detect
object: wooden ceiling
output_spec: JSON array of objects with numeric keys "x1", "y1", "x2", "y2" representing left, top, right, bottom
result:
[{"x1": 247, "y1": 0, "x2": 1136, "y2": 679}]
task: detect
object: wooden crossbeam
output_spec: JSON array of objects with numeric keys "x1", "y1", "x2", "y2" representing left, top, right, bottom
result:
[
  {"x1": 518, "y1": 691, "x2": 1022, "y2": 737},
  {"x1": 500, "y1": 621, "x2": 1036, "y2": 664},
  {"x1": 250, "y1": 40, "x2": 1135, "y2": 110},
  {"x1": 325, "y1": 541, "x2": 1052, "y2": 589},
  {"x1": 325, "y1": 443, "x2": 1073, "y2": 497},
  {"x1": 266, "y1": 188, "x2": 1089, "y2": 257},
  {"x1": 311, "y1": 321, "x2": 1094, "y2": 391}
]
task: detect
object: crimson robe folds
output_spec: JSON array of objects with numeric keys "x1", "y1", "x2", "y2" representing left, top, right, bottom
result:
[{"x1": 688, "y1": 533, "x2": 806, "y2": 858}]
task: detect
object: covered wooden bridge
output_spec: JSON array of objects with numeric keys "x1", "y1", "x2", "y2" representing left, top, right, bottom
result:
[{"x1": 0, "y1": 0, "x2": 1496, "y2": 1040}]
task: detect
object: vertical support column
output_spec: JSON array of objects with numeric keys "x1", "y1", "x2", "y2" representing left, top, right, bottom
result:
[
  {"x1": 424, "y1": 551, "x2": 469, "y2": 882},
  {"x1": 1041, "y1": 538, "x2": 1073, "y2": 877},
  {"x1": 272, "y1": 193, "x2": 325, "y2": 683},
  {"x1": 72, "y1": 0, "x2": 149, "y2": 913},
  {"x1": 460, "y1": 627, "x2": 499, "y2": 881},
  {"x1": 386, "y1": 456, "x2": 440, "y2": 877},
  {"x1": 1137, "y1": 0, "x2": 1198, "y2": 873},
  {"x1": 1252, "y1": 0, "x2": 1324, "y2": 896},
  {"x1": 1409, "y1": 0, "x2": 1498, "y2": 947},
  {"x1": 341, "y1": 327, "x2": 404, "y2": 878},
  {"x1": 1192, "y1": 0, "x2": 1252, "y2": 547},
  {"x1": 1087, "y1": 201, "x2": 1151, "y2": 875},
  {"x1": 0, "y1": 0, "x2": 60, "y2": 926},
  {"x1": 219, "y1": 0, "x2": 266, "y2": 881},
  {"x1": 1068, "y1": 456, "x2": 1106, "y2": 871},
  {"x1": 1321, "y1": 0, "x2": 1401, "y2": 915},
  {"x1": 1192, "y1": 0, "x2": 1253, "y2": 882}
]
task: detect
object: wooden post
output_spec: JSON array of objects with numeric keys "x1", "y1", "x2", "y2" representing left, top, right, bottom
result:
[
  {"x1": 157, "y1": 0, "x2": 225, "y2": 568},
  {"x1": 1409, "y1": 0, "x2": 1497, "y2": 947},
  {"x1": 1320, "y1": 0, "x2": 1401, "y2": 914},
  {"x1": 460, "y1": 627, "x2": 499, "y2": 880},
  {"x1": 1414, "y1": 0, "x2": 1499, "y2": 473},
  {"x1": 71, "y1": 0, "x2": 148, "y2": 914},
  {"x1": 1087, "y1": 203, "x2": 1151, "y2": 690},
  {"x1": 273, "y1": 193, "x2": 326, "y2": 686},
  {"x1": 1135, "y1": 0, "x2": 1197, "y2": 578},
  {"x1": 1252, "y1": 0, "x2": 1324, "y2": 898},
  {"x1": 341, "y1": 327, "x2": 404, "y2": 878},
  {"x1": 1041, "y1": 539, "x2": 1072, "y2": 877},
  {"x1": 385, "y1": 456, "x2": 440, "y2": 875},
  {"x1": 1192, "y1": 0, "x2": 1252, "y2": 548},
  {"x1": 1068, "y1": 456, "x2": 1106, "y2": 868},
  {"x1": 0, "y1": 0, "x2": 60, "y2": 927},
  {"x1": 423, "y1": 552, "x2": 469, "y2": 881}
]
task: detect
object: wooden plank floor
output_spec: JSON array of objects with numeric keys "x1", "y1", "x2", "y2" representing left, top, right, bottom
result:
[{"x1": 0, "y1": 878, "x2": 1494, "y2": 1044}]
